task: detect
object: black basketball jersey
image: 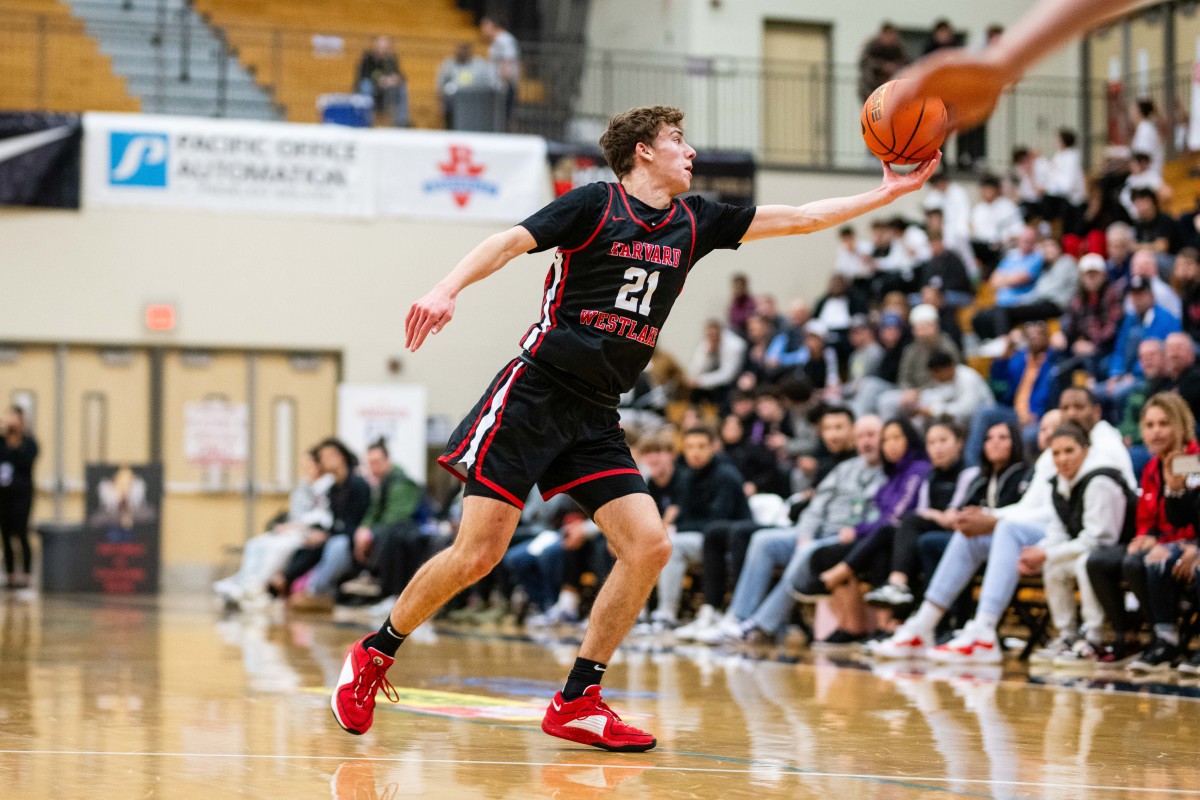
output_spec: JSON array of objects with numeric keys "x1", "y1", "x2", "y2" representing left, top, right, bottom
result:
[{"x1": 517, "y1": 182, "x2": 755, "y2": 400}]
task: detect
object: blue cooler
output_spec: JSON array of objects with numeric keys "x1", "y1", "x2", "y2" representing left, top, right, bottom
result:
[{"x1": 318, "y1": 93, "x2": 374, "y2": 127}]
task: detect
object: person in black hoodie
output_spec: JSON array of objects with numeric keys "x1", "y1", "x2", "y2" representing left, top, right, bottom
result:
[
  {"x1": 277, "y1": 438, "x2": 371, "y2": 607},
  {"x1": 653, "y1": 427, "x2": 750, "y2": 635},
  {"x1": 0, "y1": 406, "x2": 38, "y2": 589},
  {"x1": 719, "y1": 413, "x2": 785, "y2": 496},
  {"x1": 1170, "y1": 249, "x2": 1200, "y2": 343}
]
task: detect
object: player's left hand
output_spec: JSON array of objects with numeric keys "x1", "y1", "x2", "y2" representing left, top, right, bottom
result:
[
  {"x1": 881, "y1": 150, "x2": 941, "y2": 197},
  {"x1": 406, "y1": 284, "x2": 456, "y2": 351}
]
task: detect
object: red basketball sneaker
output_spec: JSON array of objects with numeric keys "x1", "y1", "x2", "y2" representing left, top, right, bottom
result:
[
  {"x1": 541, "y1": 685, "x2": 657, "y2": 752},
  {"x1": 331, "y1": 635, "x2": 398, "y2": 735}
]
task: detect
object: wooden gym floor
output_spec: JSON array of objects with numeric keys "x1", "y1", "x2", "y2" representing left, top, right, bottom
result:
[{"x1": 1, "y1": 593, "x2": 1199, "y2": 799}]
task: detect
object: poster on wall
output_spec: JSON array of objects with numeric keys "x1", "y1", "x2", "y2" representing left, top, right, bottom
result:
[
  {"x1": 0, "y1": 112, "x2": 82, "y2": 209},
  {"x1": 85, "y1": 463, "x2": 163, "y2": 594},
  {"x1": 184, "y1": 400, "x2": 248, "y2": 467},
  {"x1": 547, "y1": 141, "x2": 755, "y2": 206},
  {"x1": 374, "y1": 129, "x2": 548, "y2": 222},
  {"x1": 82, "y1": 112, "x2": 375, "y2": 217},
  {"x1": 338, "y1": 384, "x2": 427, "y2": 484}
]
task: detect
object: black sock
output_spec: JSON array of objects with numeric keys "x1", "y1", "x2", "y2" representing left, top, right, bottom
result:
[
  {"x1": 366, "y1": 619, "x2": 406, "y2": 657},
  {"x1": 562, "y1": 657, "x2": 606, "y2": 701}
]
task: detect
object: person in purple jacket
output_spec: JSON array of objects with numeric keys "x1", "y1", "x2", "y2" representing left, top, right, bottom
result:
[{"x1": 796, "y1": 417, "x2": 931, "y2": 643}]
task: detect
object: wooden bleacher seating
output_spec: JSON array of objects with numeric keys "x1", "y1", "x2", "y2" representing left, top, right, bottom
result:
[
  {"x1": 190, "y1": 0, "x2": 482, "y2": 128},
  {"x1": 0, "y1": 0, "x2": 139, "y2": 114}
]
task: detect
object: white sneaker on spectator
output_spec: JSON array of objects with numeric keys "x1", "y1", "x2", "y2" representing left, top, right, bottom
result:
[
  {"x1": 340, "y1": 573, "x2": 382, "y2": 598},
  {"x1": 526, "y1": 603, "x2": 580, "y2": 628},
  {"x1": 864, "y1": 582, "x2": 915, "y2": 608},
  {"x1": 674, "y1": 605, "x2": 719, "y2": 642},
  {"x1": 632, "y1": 612, "x2": 676, "y2": 636},
  {"x1": 695, "y1": 614, "x2": 744, "y2": 645},
  {"x1": 1030, "y1": 632, "x2": 1078, "y2": 664},
  {"x1": 868, "y1": 625, "x2": 932, "y2": 659},
  {"x1": 213, "y1": 577, "x2": 242, "y2": 604},
  {"x1": 929, "y1": 620, "x2": 1002, "y2": 664}
]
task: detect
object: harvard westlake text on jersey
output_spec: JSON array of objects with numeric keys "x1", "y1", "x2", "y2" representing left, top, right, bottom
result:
[{"x1": 518, "y1": 182, "x2": 755, "y2": 398}]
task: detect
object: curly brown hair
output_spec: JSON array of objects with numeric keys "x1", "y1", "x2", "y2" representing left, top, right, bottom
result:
[{"x1": 599, "y1": 106, "x2": 685, "y2": 178}]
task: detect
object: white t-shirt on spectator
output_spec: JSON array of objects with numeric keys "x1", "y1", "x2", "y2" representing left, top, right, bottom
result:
[
  {"x1": 836, "y1": 238, "x2": 873, "y2": 279},
  {"x1": 1045, "y1": 147, "x2": 1086, "y2": 205},
  {"x1": 1119, "y1": 170, "x2": 1164, "y2": 218},
  {"x1": 1015, "y1": 157, "x2": 1051, "y2": 204},
  {"x1": 1131, "y1": 118, "x2": 1165, "y2": 178},
  {"x1": 489, "y1": 30, "x2": 520, "y2": 86},
  {"x1": 971, "y1": 197, "x2": 1024, "y2": 246}
]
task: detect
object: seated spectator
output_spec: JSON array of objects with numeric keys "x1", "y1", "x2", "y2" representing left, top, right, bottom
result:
[
  {"x1": 736, "y1": 313, "x2": 777, "y2": 390},
  {"x1": 1054, "y1": 253, "x2": 1123, "y2": 381},
  {"x1": 1118, "y1": 153, "x2": 1165, "y2": 221},
  {"x1": 814, "y1": 274, "x2": 867, "y2": 357},
  {"x1": 762, "y1": 299, "x2": 812, "y2": 381},
  {"x1": 719, "y1": 413, "x2": 785, "y2": 497},
  {"x1": 1105, "y1": 221, "x2": 1136, "y2": 283},
  {"x1": 747, "y1": 388, "x2": 796, "y2": 463},
  {"x1": 872, "y1": 387, "x2": 1134, "y2": 660},
  {"x1": 652, "y1": 427, "x2": 750, "y2": 630},
  {"x1": 799, "y1": 321, "x2": 842, "y2": 402},
  {"x1": 970, "y1": 173, "x2": 1024, "y2": 272},
  {"x1": 851, "y1": 417, "x2": 970, "y2": 611},
  {"x1": 799, "y1": 418, "x2": 930, "y2": 643},
  {"x1": 1175, "y1": 203, "x2": 1200, "y2": 254},
  {"x1": 842, "y1": 315, "x2": 883, "y2": 409},
  {"x1": 1118, "y1": 339, "x2": 1169, "y2": 475},
  {"x1": 916, "y1": 234, "x2": 974, "y2": 308},
  {"x1": 876, "y1": 305, "x2": 962, "y2": 421},
  {"x1": 275, "y1": 438, "x2": 371, "y2": 608},
  {"x1": 1074, "y1": 176, "x2": 1130, "y2": 252},
  {"x1": 727, "y1": 273, "x2": 756, "y2": 337},
  {"x1": 790, "y1": 405, "x2": 859, "y2": 506},
  {"x1": 357, "y1": 36, "x2": 409, "y2": 127},
  {"x1": 918, "y1": 282, "x2": 964, "y2": 351},
  {"x1": 1044, "y1": 128, "x2": 1087, "y2": 231},
  {"x1": 503, "y1": 494, "x2": 597, "y2": 626},
  {"x1": 335, "y1": 439, "x2": 425, "y2": 604},
  {"x1": 914, "y1": 349, "x2": 995, "y2": 430},
  {"x1": 866, "y1": 418, "x2": 1030, "y2": 611},
  {"x1": 1163, "y1": 332, "x2": 1200, "y2": 415},
  {"x1": 1170, "y1": 248, "x2": 1200, "y2": 340},
  {"x1": 972, "y1": 234, "x2": 1078, "y2": 340},
  {"x1": 712, "y1": 415, "x2": 885, "y2": 645},
  {"x1": 988, "y1": 225, "x2": 1044, "y2": 311},
  {"x1": 1011, "y1": 145, "x2": 1050, "y2": 221},
  {"x1": 1159, "y1": 440, "x2": 1200, "y2": 674},
  {"x1": 213, "y1": 449, "x2": 332, "y2": 608},
  {"x1": 871, "y1": 218, "x2": 924, "y2": 296},
  {"x1": 1124, "y1": 248, "x2": 1182, "y2": 320},
  {"x1": 851, "y1": 313, "x2": 910, "y2": 420},
  {"x1": 1085, "y1": 393, "x2": 1197, "y2": 666},
  {"x1": 689, "y1": 320, "x2": 747, "y2": 411},
  {"x1": 437, "y1": 42, "x2": 496, "y2": 129},
  {"x1": 1127, "y1": 187, "x2": 1175, "y2": 255},
  {"x1": 835, "y1": 225, "x2": 874, "y2": 294},
  {"x1": 923, "y1": 172, "x2": 973, "y2": 275},
  {"x1": 973, "y1": 320, "x2": 1060, "y2": 459},
  {"x1": 1100, "y1": 275, "x2": 1181, "y2": 418}
]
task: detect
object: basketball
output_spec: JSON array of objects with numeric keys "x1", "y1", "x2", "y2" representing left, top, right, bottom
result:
[{"x1": 860, "y1": 79, "x2": 948, "y2": 165}]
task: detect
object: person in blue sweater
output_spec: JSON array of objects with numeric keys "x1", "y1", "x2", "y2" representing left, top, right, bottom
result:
[{"x1": 1100, "y1": 276, "x2": 1180, "y2": 422}]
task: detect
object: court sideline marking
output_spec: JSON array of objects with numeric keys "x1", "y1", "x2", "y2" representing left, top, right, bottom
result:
[{"x1": 2, "y1": 748, "x2": 1199, "y2": 796}]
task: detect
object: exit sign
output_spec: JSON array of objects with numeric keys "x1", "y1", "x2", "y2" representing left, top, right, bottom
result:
[{"x1": 145, "y1": 304, "x2": 176, "y2": 332}]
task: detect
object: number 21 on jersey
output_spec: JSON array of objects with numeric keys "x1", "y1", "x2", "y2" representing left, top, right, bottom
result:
[{"x1": 614, "y1": 267, "x2": 660, "y2": 316}]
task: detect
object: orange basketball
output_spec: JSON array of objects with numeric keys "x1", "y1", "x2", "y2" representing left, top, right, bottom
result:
[{"x1": 860, "y1": 79, "x2": 948, "y2": 165}]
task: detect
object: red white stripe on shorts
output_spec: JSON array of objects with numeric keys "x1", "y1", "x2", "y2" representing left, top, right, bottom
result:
[
  {"x1": 458, "y1": 362, "x2": 525, "y2": 471},
  {"x1": 520, "y1": 254, "x2": 563, "y2": 352}
]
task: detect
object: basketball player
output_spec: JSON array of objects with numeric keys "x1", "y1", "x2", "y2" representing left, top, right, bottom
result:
[
  {"x1": 896, "y1": 0, "x2": 1151, "y2": 131},
  {"x1": 331, "y1": 105, "x2": 939, "y2": 751}
]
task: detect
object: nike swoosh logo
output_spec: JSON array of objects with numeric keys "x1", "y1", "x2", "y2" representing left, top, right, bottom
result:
[
  {"x1": 0, "y1": 126, "x2": 74, "y2": 164},
  {"x1": 593, "y1": 665, "x2": 606, "y2": 672},
  {"x1": 552, "y1": 700, "x2": 562, "y2": 712}
]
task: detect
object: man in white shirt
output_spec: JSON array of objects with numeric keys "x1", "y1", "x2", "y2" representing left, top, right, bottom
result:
[
  {"x1": 689, "y1": 320, "x2": 747, "y2": 409},
  {"x1": 1044, "y1": 128, "x2": 1087, "y2": 230},
  {"x1": 970, "y1": 173, "x2": 1023, "y2": 270},
  {"x1": 923, "y1": 172, "x2": 974, "y2": 273},
  {"x1": 918, "y1": 349, "x2": 995, "y2": 428}
]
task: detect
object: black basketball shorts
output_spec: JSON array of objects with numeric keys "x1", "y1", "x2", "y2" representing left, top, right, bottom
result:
[{"x1": 437, "y1": 357, "x2": 649, "y2": 516}]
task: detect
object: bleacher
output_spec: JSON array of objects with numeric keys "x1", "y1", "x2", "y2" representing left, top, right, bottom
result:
[
  {"x1": 190, "y1": 0, "x2": 480, "y2": 127},
  {"x1": 0, "y1": 0, "x2": 138, "y2": 113}
]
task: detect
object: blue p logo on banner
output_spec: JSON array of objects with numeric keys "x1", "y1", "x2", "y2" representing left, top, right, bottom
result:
[{"x1": 109, "y1": 132, "x2": 168, "y2": 187}]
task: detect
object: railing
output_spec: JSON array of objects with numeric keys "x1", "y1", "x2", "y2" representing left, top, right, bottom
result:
[{"x1": 1, "y1": 10, "x2": 1098, "y2": 172}]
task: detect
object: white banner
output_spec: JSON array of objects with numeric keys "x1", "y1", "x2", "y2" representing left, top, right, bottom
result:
[
  {"x1": 375, "y1": 128, "x2": 547, "y2": 222},
  {"x1": 183, "y1": 400, "x2": 248, "y2": 467},
  {"x1": 82, "y1": 112, "x2": 375, "y2": 217},
  {"x1": 338, "y1": 384, "x2": 427, "y2": 484}
]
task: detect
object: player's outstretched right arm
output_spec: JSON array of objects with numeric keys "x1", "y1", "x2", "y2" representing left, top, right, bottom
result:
[{"x1": 405, "y1": 225, "x2": 537, "y2": 352}]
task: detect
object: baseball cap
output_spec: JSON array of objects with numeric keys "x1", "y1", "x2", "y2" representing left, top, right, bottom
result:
[
  {"x1": 1079, "y1": 253, "x2": 1106, "y2": 273},
  {"x1": 804, "y1": 320, "x2": 828, "y2": 338}
]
